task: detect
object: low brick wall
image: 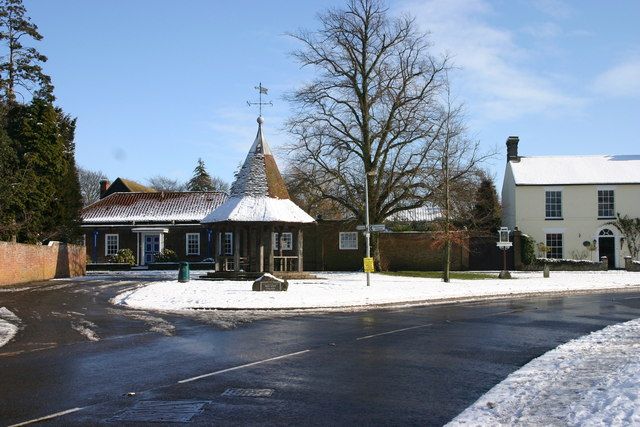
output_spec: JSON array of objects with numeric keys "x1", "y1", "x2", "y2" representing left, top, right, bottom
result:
[
  {"x1": 523, "y1": 258, "x2": 607, "y2": 272},
  {"x1": 625, "y1": 257, "x2": 640, "y2": 272},
  {"x1": 0, "y1": 241, "x2": 86, "y2": 286}
]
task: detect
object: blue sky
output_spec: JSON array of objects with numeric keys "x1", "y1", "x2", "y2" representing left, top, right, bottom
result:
[{"x1": 26, "y1": 0, "x2": 640, "y2": 191}]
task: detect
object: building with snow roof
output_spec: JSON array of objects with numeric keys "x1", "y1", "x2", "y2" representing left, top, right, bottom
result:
[
  {"x1": 82, "y1": 191, "x2": 227, "y2": 265},
  {"x1": 201, "y1": 116, "x2": 314, "y2": 273},
  {"x1": 501, "y1": 136, "x2": 640, "y2": 268}
]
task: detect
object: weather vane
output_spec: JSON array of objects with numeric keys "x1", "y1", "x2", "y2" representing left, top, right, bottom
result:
[{"x1": 246, "y1": 82, "x2": 273, "y2": 117}]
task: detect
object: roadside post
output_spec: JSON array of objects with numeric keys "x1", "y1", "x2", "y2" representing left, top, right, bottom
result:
[{"x1": 497, "y1": 227, "x2": 512, "y2": 279}]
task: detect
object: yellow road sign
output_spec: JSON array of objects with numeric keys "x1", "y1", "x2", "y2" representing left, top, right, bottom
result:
[{"x1": 363, "y1": 257, "x2": 375, "y2": 273}]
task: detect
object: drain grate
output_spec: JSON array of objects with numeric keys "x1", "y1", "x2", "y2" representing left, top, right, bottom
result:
[
  {"x1": 109, "y1": 400, "x2": 210, "y2": 423},
  {"x1": 222, "y1": 388, "x2": 274, "y2": 398}
]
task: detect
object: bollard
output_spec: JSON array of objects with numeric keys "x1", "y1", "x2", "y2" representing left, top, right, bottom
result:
[
  {"x1": 543, "y1": 264, "x2": 550, "y2": 278},
  {"x1": 178, "y1": 262, "x2": 190, "y2": 283}
]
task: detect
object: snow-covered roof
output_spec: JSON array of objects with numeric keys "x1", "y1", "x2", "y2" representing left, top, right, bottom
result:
[
  {"x1": 511, "y1": 155, "x2": 640, "y2": 185},
  {"x1": 82, "y1": 191, "x2": 228, "y2": 224},
  {"x1": 387, "y1": 205, "x2": 442, "y2": 222},
  {"x1": 202, "y1": 117, "x2": 314, "y2": 224},
  {"x1": 202, "y1": 196, "x2": 314, "y2": 223}
]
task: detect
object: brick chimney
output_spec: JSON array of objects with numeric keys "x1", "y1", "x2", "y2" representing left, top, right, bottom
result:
[
  {"x1": 99, "y1": 179, "x2": 110, "y2": 199},
  {"x1": 506, "y1": 136, "x2": 520, "y2": 162}
]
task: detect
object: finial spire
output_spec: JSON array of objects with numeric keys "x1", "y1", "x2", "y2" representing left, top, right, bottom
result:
[{"x1": 246, "y1": 82, "x2": 273, "y2": 118}]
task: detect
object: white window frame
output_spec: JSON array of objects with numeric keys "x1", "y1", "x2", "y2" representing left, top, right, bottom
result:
[
  {"x1": 273, "y1": 232, "x2": 293, "y2": 250},
  {"x1": 545, "y1": 189, "x2": 563, "y2": 219},
  {"x1": 186, "y1": 233, "x2": 200, "y2": 256},
  {"x1": 223, "y1": 232, "x2": 233, "y2": 255},
  {"x1": 597, "y1": 188, "x2": 615, "y2": 219},
  {"x1": 105, "y1": 234, "x2": 119, "y2": 256},
  {"x1": 339, "y1": 232, "x2": 358, "y2": 250},
  {"x1": 545, "y1": 233, "x2": 563, "y2": 259}
]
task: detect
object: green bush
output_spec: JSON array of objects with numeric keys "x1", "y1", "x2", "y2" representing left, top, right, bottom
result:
[
  {"x1": 110, "y1": 248, "x2": 135, "y2": 265},
  {"x1": 154, "y1": 248, "x2": 178, "y2": 262},
  {"x1": 521, "y1": 234, "x2": 536, "y2": 266}
]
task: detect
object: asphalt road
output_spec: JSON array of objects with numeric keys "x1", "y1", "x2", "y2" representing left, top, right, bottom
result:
[{"x1": 1, "y1": 275, "x2": 640, "y2": 426}]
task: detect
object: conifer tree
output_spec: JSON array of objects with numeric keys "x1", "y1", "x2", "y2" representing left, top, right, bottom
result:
[
  {"x1": 469, "y1": 176, "x2": 501, "y2": 233},
  {"x1": 0, "y1": 0, "x2": 53, "y2": 103},
  {"x1": 187, "y1": 158, "x2": 214, "y2": 191},
  {"x1": 187, "y1": 158, "x2": 229, "y2": 192}
]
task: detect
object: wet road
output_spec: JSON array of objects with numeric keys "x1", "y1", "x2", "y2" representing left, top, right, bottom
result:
[{"x1": 1, "y1": 276, "x2": 640, "y2": 426}]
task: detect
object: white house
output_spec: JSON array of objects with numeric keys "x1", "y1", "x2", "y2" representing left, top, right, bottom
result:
[{"x1": 501, "y1": 136, "x2": 640, "y2": 268}]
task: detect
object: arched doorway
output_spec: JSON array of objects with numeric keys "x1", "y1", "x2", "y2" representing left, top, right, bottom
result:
[{"x1": 598, "y1": 229, "x2": 615, "y2": 269}]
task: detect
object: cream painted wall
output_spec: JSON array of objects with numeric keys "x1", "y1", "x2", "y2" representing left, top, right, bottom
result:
[{"x1": 513, "y1": 184, "x2": 640, "y2": 268}]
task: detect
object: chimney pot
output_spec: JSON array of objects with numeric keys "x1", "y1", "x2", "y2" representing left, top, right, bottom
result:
[{"x1": 506, "y1": 136, "x2": 520, "y2": 163}]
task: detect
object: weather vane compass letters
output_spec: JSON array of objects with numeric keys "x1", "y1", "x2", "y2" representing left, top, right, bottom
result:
[{"x1": 247, "y1": 82, "x2": 273, "y2": 117}]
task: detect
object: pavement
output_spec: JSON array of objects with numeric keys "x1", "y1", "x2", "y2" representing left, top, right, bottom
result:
[{"x1": 1, "y1": 276, "x2": 640, "y2": 425}]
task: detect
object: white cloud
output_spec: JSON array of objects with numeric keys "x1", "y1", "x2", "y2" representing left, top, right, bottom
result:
[
  {"x1": 398, "y1": 0, "x2": 585, "y2": 121},
  {"x1": 593, "y1": 59, "x2": 640, "y2": 98},
  {"x1": 530, "y1": 0, "x2": 573, "y2": 19}
]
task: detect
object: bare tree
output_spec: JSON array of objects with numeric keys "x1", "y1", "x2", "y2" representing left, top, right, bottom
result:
[
  {"x1": 77, "y1": 166, "x2": 106, "y2": 206},
  {"x1": 286, "y1": 0, "x2": 486, "y2": 233},
  {"x1": 147, "y1": 175, "x2": 186, "y2": 192},
  {"x1": 286, "y1": 0, "x2": 441, "y2": 225}
]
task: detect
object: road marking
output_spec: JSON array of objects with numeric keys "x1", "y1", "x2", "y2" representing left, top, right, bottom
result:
[
  {"x1": 356, "y1": 323, "x2": 432, "y2": 340},
  {"x1": 177, "y1": 349, "x2": 311, "y2": 384},
  {"x1": 9, "y1": 407, "x2": 84, "y2": 427}
]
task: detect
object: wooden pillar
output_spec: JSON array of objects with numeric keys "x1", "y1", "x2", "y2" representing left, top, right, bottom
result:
[
  {"x1": 234, "y1": 226, "x2": 240, "y2": 272},
  {"x1": 214, "y1": 228, "x2": 220, "y2": 271},
  {"x1": 268, "y1": 225, "x2": 274, "y2": 273},
  {"x1": 297, "y1": 228, "x2": 304, "y2": 272},
  {"x1": 242, "y1": 227, "x2": 248, "y2": 271},
  {"x1": 259, "y1": 225, "x2": 265, "y2": 272}
]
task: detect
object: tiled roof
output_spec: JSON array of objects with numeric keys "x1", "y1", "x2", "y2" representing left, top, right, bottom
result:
[
  {"x1": 118, "y1": 178, "x2": 155, "y2": 193},
  {"x1": 82, "y1": 191, "x2": 228, "y2": 224},
  {"x1": 204, "y1": 117, "x2": 314, "y2": 224},
  {"x1": 510, "y1": 155, "x2": 640, "y2": 185},
  {"x1": 229, "y1": 117, "x2": 290, "y2": 199},
  {"x1": 387, "y1": 205, "x2": 443, "y2": 222}
]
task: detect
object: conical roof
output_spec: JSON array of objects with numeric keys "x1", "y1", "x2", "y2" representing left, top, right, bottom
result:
[{"x1": 202, "y1": 117, "x2": 314, "y2": 224}]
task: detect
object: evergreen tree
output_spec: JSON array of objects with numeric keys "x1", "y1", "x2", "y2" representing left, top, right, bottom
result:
[
  {"x1": 186, "y1": 158, "x2": 228, "y2": 192},
  {"x1": 469, "y1": 177, "x2": 501, "y2": 233},
  {"x1": 187, "y1": 158, "x2": 213, "y2": 191},
  {"x1": 3, "y1": 99, "x2": 81, "y2": 243},
  {"x1": 0, "y1": 0, "x2": 53, "y2": 103}
]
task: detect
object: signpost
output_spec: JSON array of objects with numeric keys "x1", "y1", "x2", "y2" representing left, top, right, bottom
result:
[{"x1": 497, "y1": 227, "x2": 513, "y2": 279}]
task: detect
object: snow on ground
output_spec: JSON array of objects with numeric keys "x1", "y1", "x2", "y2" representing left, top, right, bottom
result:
[
  {"x1": 0, "y1": 307, "x2": 20, "y2": 348},
  {"x1": 447, "y1": 317, "x2": 640, "y2": 426},
  {"x1": 113, "y1": 270, "x2": 640, "y2": 311}
]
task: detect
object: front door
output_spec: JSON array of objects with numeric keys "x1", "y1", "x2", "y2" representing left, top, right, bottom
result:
[
  {"x1": 144, "y1": 234, "x2": 160, "y2": 264},
  {"x1": 598, "y1": 236, "x2": 615, "y2": 269}
]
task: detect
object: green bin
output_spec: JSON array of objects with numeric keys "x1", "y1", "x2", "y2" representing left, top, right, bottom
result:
[{"x1": 178, "y1": 262, "x2": 190, "y2": 283}]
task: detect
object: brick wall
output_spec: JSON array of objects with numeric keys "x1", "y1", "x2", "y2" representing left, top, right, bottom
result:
[
  {"x1": 0, "y1": 241, "x2": 86, "y2": 286},
  {"x1": 378, "y1": 232, "x2": 469, "y2": 271}
]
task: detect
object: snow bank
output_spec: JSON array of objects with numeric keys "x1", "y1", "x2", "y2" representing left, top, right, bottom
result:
[
  {"x1": 448, "y1": 317, "x2": 640, "y2": 426},
  {"x1": 113, "y1": 271, "x2": 640, "y2": 311},
  {"x1": 0, "y1": 307, "x2": 20, "y2": 348}
]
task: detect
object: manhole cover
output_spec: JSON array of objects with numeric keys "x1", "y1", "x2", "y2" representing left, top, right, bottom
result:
[
  {"x1": 222, "y1": 388, "x2": 274, "y2": 398},
  {"x1": 109, "y1": 400, "x2": 209, "y2": 423}
]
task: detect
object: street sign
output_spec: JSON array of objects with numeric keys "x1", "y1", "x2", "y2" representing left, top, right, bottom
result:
[
  {"x1": 363, "y1": 257, "x2": 375, "y2": 273},
  {"x1": 356, "y1": 225, "x2": 367, "y2": 231},
  {"x1": 370, "y1": 224, "x2": 386, "y2": 232}
]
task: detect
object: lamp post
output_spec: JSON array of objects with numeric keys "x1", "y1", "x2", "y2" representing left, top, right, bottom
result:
[
  {"x1": 364, "y1": 170, "x2": 376, "y2": 286},
  {"x1": 497, "y1": 227, "x2": 512, "y2": 279}
]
